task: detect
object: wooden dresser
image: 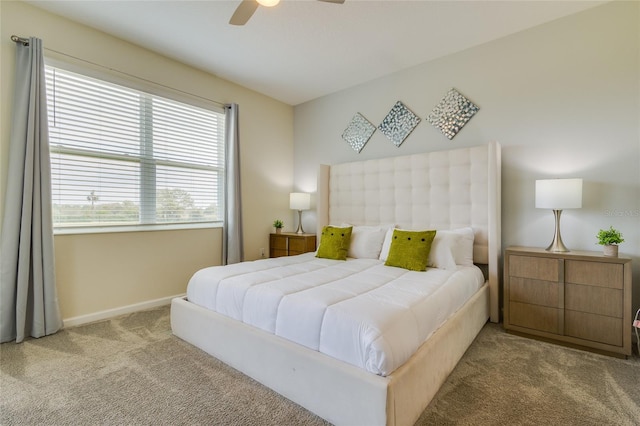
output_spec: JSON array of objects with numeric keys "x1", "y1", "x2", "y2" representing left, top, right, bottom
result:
[
  {"x1": 269, "y1": 232, "x2": 316, "y2": 258},
  {"x1": 504, "y1": 246, "x2": 632, "y2": 358}
]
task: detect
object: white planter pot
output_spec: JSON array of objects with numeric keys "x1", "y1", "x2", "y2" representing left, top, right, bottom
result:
[{"x1": 603, "y1": 244, "x2": 618, "y2": 257}]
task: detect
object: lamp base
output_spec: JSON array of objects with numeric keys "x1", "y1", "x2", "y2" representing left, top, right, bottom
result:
[
  {"x1": 295, "y1": 210, "x2": 305, "y2": 234},
  {"x1": 546, "y1": 209, "x2": 570, "y2": 252}
]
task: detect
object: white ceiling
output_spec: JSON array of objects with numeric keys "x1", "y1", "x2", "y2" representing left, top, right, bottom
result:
[{"x1": 27, "y1": 0, "x2": 607, "y2": 106}]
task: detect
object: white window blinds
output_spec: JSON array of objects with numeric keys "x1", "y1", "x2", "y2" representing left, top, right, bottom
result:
[{"x1": 45, "y1": 65, "x2": 225, "y2": 230}]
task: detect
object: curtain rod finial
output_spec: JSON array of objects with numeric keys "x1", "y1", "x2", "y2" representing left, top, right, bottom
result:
[{"x1": 11, "y1": 35, "x2": 30, "y2": 46}]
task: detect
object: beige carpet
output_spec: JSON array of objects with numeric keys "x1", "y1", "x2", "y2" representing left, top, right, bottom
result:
[{"x1": 1, "y1": 305, "x2": 638, "y2": 425}]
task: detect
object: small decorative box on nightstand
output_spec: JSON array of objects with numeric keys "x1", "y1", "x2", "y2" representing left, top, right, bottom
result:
[
  {"x1": 269, "y1": 233, "x2": 316, "y2": 258},
  {"x1": 503, "y1": 246, "x2": 632, "y2": 358}
]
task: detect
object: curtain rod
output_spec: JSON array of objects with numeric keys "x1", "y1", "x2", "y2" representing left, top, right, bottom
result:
[
  {"x1": 11, "y1": 35, "x2": 29, "y2": 46},
  {"x1": 9, "y1": 35, "x2": 225, "y2": 109}
]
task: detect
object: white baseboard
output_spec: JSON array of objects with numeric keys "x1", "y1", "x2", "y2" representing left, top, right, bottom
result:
[{"x1": 62, "y1": 294, "x2": 185, "y2": 328}]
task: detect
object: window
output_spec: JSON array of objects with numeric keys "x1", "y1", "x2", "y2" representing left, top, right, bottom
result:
[{"x1": 45, "y1": 65, "x2": 225, "y2": 231}]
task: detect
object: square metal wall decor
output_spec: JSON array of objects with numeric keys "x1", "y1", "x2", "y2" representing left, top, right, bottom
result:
[
  {"x1": 342, "y1": 112, "x2": 376, "y2": 153},
  {"x1": 378, "y1": 101, "x2": 421, "y2": 147},
  {"x1": 427, "y1": 88, "x2": 479, "y2": 140}
]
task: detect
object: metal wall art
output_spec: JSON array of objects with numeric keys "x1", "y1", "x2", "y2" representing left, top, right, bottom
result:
[
  {"x1": 378, "y1": 101, "x2": 421, "y2": 147},
  {"x1": 427, "y1": 88, "x2": 479, "y2": 140},
  {"x1": 342, "y1": 112, "x2": 376, "y2": 153}
]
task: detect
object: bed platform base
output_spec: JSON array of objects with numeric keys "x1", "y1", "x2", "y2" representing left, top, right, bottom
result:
[{"x1": 171, "y1": 283, "x2": 489, "y2": 426}]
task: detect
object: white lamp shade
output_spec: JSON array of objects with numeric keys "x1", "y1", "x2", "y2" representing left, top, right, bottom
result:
[
  {"x1": 535, "y1": 179, "x2": 583, "y2": 209},
  {"x1": 290, "y1": 192, "x2": 311, "y2": 211},
  {"x1": 257, "y1": 0, "x2": 280, "y2": 6}
]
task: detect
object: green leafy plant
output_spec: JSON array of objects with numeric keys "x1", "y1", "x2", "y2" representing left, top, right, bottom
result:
[
  {"x1": 273, "y1": 219, "x2": 283, "y2": 229},
  {"x1": 596, "y1": 226, "x2": 624, "y2": 246}
]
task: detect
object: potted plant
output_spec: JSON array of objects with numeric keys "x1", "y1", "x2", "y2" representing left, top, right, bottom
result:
[
  {"x1": 273, "y1": 219, "x2": 284, "y2": 234},
  {"x1": 596, "y1": 226, "x2": 624, "y2": 257}
]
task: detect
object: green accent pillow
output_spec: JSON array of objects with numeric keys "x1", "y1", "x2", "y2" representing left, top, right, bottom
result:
[
  {"x1": 316, "y1": 226, "x2": 353, "y2": 260},
  {"x1": 384, "y1": 229, "x2": 437, "y2": 271}
]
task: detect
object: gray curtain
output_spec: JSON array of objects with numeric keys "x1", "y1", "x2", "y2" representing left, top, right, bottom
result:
[
  {"x1": 0, "y1": 37, "x2": 62, "y2": 343},
  {"x1": 222, "y1": 103, "x2": 243, "y2": 265}
]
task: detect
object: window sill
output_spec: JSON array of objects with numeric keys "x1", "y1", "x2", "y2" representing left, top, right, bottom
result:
[{"x1": 53, "y1": 221, "x2": 223, "y2": 236}]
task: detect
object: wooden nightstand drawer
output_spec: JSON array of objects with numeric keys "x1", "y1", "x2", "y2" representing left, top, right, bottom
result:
[
  {"x1": 270, "y1": 235, "x2": 287, "y2": 250},
  {"x1": 565, "y1": 260, "x2": 623, "y2": 289},
  {"x1": 510, "y1": 302, "x2": 560, "y2": 334},
  {"x1": 565, "y1": 310, "x2": 622, "y2": 346},
  {"x1": 510, "y1": 277, "x2": 559, "y2": 307},
  {"x1": 288, "y1": 238, "x2": 309, "y2": 254},
  {"x1": 565, "y1": 284, "x2": 622, "y2": 318},
  {"x1": 509, "y1": 255, "x2": 559, "y2": 282}
]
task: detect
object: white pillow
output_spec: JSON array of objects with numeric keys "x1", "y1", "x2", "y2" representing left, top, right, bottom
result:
[
  {"x1": 378, "y1": 227, "x2": 395, "y2": 262},
  {"x1": 380, "y1": 226, "x2": 474, "y2": 266},
  {"x1": 380, "y1": 227, "x2": 474, "y2": 267},
  {"x1": 441, "y1": 227, "x2": 475, "y2": 266},
  {"x1": 343, "y1": 224, "x2": 390, "y2": 259},
  {"x1": 427, "y1": 232, "x2": 458, "y2": 270}
]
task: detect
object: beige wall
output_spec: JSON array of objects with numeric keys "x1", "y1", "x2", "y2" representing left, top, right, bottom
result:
[
  {"x1": 0, "y1": 1, "x2": 294, "y2": 321},
  {"x1": 293, "y1": 2, "x2": 640, "y2": 317},
  {"x1": 54, "y1": 228, "x2": 222, "y2": 320}
]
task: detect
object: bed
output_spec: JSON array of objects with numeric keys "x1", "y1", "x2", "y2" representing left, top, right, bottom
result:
[{"x1": 171, "y1": 141, "x2": 501, "y2": 426}]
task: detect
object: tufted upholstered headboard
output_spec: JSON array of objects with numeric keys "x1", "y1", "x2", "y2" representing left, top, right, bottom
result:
[{"x1": 316, "y1": 142, "x2": 501, "y2": 322}]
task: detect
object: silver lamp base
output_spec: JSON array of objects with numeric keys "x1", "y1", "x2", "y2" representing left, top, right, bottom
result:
[
  {"x1": 295, "y1": 210, "x2": 305, "y2": 234},
  {"x1": 546, "y1": 209, "x2": 570, "y2": 252}
]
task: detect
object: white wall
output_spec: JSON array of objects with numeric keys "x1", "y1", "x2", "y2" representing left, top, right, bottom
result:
[
  {"x1": 0, "y1": 1, "x2": 294, "y2": 321},
  {"x1": 293, "y1": 2, "x2": 640, "y2": 317}
]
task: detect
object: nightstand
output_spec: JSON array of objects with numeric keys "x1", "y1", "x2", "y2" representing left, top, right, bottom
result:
[
  {"x1": 504, "y1": 246, "x2": 632, "y2": 358},
  {"x1": 269, "y1": 233, "x2": 316, "y2": 258}
]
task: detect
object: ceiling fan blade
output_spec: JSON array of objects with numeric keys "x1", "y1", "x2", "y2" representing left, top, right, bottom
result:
[
  {"x1": 318, "y1": 0, "x2": 345, "y2": 3},
  {"x1": 229, "y1": 0, "x2": 260, "y2": 26}
]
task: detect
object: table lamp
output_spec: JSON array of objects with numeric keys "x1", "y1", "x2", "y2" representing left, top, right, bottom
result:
[
  {"x1": 535, "y1": 178, "x2": 582, "y2": 252},
  {"x1": 290, "y1": 192, "x2": 310, "y2": 234}
]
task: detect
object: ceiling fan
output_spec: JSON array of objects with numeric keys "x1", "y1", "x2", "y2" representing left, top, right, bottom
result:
[{"x1": 230, "y1": 0, "x2": 345, "y2": 26}]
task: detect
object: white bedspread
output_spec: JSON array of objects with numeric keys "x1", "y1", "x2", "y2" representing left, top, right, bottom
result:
[{"x1": 186, "y1": 253, "x2": 484, "y2": 376}]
